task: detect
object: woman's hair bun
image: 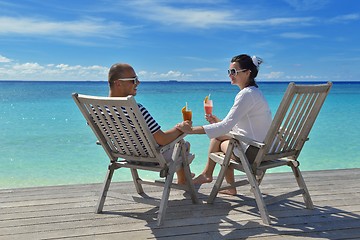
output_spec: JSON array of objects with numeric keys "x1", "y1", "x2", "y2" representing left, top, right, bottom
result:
[{"x1": 252, "y1": 56, "x2": 263, "y2": 69}]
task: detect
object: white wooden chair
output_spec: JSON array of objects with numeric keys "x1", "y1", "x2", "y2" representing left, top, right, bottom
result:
[
  {"x1": 72, "y1": 94, "x2": 198, "y2": 226},
  {"x1": 207, "y1": 82, "x2": 332, "y2": 225}
]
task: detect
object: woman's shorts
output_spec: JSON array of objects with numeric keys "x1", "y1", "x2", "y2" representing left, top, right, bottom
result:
[{"x1": 233, "y1": 145, "x2": 259, "y2": 164}]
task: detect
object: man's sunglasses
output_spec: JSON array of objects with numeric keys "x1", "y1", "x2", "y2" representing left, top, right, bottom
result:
[
  {"x1": 117, "y1": 76, "x2": 139, "y2": 85},
  {"x1": 227, "y1": 68, "x2": 249, "y2": 76}
]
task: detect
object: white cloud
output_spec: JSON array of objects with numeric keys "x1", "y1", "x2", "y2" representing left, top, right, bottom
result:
[
  {"x1": 261, "y1": 72, "x2": 285, "y2": 79},
  {"x1": 137, "y1": 69, "x2": 192, "y2": 80},
  {"x1": 279, "y1": 32, "x2": 321, "y2": 39},
  {"x1": 0, "y1": 55, "x2": 12, "y2": 63},
  {"x1": 13, "y1": 62, "x2": 44, "y2": 72},
  {"x1": 160, "y1": 70, "x2": 186, "y2": 78},
  {"x1": 285, "y1": 75, "x2": 320, "y2": 80},
  {"x1": 283, "y1": 0, "x2": 329, "y2": 11},
  {"x1": 0, "y1": 61, "x2": 108, "y2": 81},
  {"x1": 134, "y1": 5, "x2": 232, "y2": 28},
  {"x1": 0, "y1": 2, "x2": 319, "y2": 39},
  {"x1": 193, "y1": 68, "x2": 218, "y2": 72},
  {"x1": 126, "y1": 1, "x2": 315, "y2": 29},
  {"x1": 261, "y1": 70, "x2": 324, "y2": 80},
  {"x1": 260, "y1": 71, "x2": 324, "y2": 81},
  {"x1": 249, "y1": 17, "x2": 315, "y2": 27},
  {"x1": 55, "y1": 64, "x2": 82, "y2": 71},
  {"x1": 330, "y1": 13, "x2": 360, "y2": 23},
  {"x1": 0, "y1": 16, "x2": 127, "y2": 37}
]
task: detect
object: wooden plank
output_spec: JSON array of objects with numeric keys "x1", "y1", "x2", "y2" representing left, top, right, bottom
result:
[{"x1": 0, "y1": 169, "x2": 359, "y2": 240}]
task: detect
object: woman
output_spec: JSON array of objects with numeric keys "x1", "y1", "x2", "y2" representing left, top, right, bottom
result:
[{"x1": 176, "y1": 54, "x2": 272, "y2": 195}]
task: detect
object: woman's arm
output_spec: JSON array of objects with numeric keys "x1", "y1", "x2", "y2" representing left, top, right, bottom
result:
[{"x1": 176, "y1": 121, "x2": 205, "y2": 134}]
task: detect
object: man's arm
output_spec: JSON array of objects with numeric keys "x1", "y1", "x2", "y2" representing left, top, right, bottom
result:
[
  {"x1": 153, "y1": 127, "x2": 183, "y2": 146},
  {"x1": 175, "y1": 121, "x2": 205, "y2": 135}
]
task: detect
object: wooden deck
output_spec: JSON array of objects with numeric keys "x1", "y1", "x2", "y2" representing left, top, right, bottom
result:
[{"x1": 1, "y1": 168, "x2": 359, "y2": 240}]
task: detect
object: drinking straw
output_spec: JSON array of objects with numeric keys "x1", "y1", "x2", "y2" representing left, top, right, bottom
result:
[
  {"x1": 186, "y1": 102, "x2": 188, "y2": 111},
  {"x1": 208, "y1": 94, "x2": 211, "y2": 99}
]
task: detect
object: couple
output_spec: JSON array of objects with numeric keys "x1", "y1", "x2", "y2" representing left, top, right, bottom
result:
[{"x1": 108, "y1": 54, "x2": 272, "y2": 195}]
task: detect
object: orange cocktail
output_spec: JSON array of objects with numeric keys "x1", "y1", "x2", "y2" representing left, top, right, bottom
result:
[{"x1": 182, "y1": 103, "x2": 192, "y2": 121}]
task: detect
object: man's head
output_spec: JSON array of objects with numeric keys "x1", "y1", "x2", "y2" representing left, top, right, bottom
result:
[{"x1": 108, "y1": 63, "x2": 140, "y2": 97}]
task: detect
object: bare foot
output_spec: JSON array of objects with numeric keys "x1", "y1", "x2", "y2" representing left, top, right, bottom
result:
[
  {"x1": 219, "y1": 188, "x2": 237, "y2": 196},
  {"x1": 193, "y1": 174, "x2": 212, "y2": 185}
]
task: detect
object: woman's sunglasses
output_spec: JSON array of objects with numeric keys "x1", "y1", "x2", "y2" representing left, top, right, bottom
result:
[{"x1": 227, "y1": 68, "x2": 248, "y2": 76}]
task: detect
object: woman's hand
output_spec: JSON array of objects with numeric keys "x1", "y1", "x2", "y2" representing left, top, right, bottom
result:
[
  {"x1": 205, "y1": 114, "x2": 220, "y2": 124},
  {"x1": 175, "y1": 120, "x2": 193, "y2": 133}
]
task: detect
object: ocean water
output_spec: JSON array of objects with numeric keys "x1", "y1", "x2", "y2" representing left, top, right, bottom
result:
[{"x1": 0, "y1": 81, "x2": 359, "y2": 189}]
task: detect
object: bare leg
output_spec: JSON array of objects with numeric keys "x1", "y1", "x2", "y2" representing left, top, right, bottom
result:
[
  {"x1": 193, "y1": 136, "x2": 231, "y2": 185},
  {"x1": 177, "y1": 167, "x2": 195, "y2": 184},
  {"x1": 176, "y1": 168, "x2": 186, "y2": 185},
  {"x1": 177, "y1": 169, "x2": 195, "y2": 184},
  {"x1": 177, "y1": 142, "x2": 195, "y2": 185},
  {"x1": 193, "y1": 138, "x2": 221, "y2": 184}
]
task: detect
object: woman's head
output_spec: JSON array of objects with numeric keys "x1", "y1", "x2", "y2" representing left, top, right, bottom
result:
[{"x1": 229, "y1": 54, "x2": 263, "y2": 88}]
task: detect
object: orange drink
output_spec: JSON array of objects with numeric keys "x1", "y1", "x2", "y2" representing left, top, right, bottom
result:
[
  {"x1": 181, "y1": 103, "x2": 192, "y2": 121},
  {"x1": 182, "y1": 109, "x2": 192, "y2": 121}
]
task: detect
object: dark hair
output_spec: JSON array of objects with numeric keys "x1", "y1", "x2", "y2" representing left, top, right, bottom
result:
[{"x1": 231, "y1": 54, "x2": 263, "y2": 88}]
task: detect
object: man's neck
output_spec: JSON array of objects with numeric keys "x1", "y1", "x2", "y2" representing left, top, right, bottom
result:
[{"x1": 109, "y1": 90, "x2": 127, "y2": 98}]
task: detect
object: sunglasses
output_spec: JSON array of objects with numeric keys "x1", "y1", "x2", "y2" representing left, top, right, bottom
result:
[
  {"x1": 117, "y1": 76, "x2": 139, "y2": 85},
  {"x1": 227, "y1": 68, "x2": 248, "y2": 76}
]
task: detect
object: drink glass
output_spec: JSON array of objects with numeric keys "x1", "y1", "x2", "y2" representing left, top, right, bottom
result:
[
  {"x1": 204, "y1": 99, "x2": 213, "y2": 116},
  {"x1": 182, "y1": 109, "x2": 192, "y2": 121}
]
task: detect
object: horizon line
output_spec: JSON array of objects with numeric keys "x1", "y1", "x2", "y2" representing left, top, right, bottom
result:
[{"x1": 1, "y1": 79, "x2": 359, "y2": 83}]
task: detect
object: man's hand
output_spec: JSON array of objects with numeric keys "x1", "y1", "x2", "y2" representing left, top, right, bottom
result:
[{"x1": 176, "y1": 120, "x2": 193, "y2": 133}]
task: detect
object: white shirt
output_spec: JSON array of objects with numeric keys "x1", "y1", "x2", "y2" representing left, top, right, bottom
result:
[{"x1": 203, "y1": 86, "x2": 272, "y2": 157}]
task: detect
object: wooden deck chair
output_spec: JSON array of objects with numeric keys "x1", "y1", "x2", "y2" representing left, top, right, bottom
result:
[
  {"x1": 72, "y1": 93, "x2": 198, "y2": 226},
  {"x1": 207, "y1": 82, "x2": 332, "y2": 225}
]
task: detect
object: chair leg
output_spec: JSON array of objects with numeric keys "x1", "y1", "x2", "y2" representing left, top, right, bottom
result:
[
  {"x1": 245, "y1": 169, "x2": 271, "y2": 225},
  {"x1": 95, "y1": 163, "x2": 115, "y2": 213},
  {"x1": 181, "y1": 145, "x2": 199, "y2": 204},
  {"x1": 256, "y1": 170, "x2": 266, "y2": 186},
  {"x1": 157, "y1": 162, "x2": 176, "y2": 226},
  {"x1": 207, "y1": 162, "x2": 228, "y2": 204},
  {"x1": 239, "y1": 150, "x2": 271, "y2": 225},
  {"x1": 291, "y1": 164, "x2": 314, "y2": 209},
  {"x1": 130, "y1": 168, "x2": 144, "y2": 194}
]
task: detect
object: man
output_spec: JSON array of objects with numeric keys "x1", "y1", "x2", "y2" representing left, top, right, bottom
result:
[{"x1": 108, "y1": 63, "x2": 192, "y2": 184}]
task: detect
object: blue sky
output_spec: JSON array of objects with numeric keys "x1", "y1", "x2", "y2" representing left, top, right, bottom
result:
[{"x1": 0, "y1": 0, "x2": 359, "y2": 81}]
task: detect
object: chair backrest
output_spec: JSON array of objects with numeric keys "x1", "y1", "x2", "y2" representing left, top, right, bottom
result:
[
  {"x1": 254, "y1": 82, "x2": 332, "y2": 165},
  {"x1": 73, "y1": 93, "x2": 166, "y2": 166}
]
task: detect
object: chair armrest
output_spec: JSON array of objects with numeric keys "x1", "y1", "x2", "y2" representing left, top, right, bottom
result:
[
  {"x1": 158, "y1": 133, "x2": 187, "y2": 154},
  {"x1": 226, "y1": 131, "x2": 265, "y2": 149}
]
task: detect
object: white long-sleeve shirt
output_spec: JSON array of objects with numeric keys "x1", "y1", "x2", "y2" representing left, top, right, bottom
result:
[{"x1": 203, "y1": 86, "x2": 272, "y2": 157}]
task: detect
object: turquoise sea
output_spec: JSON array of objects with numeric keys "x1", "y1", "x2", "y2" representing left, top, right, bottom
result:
[{"x1": 1, "y1": 81, "x2": 359, "y2": 189}]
